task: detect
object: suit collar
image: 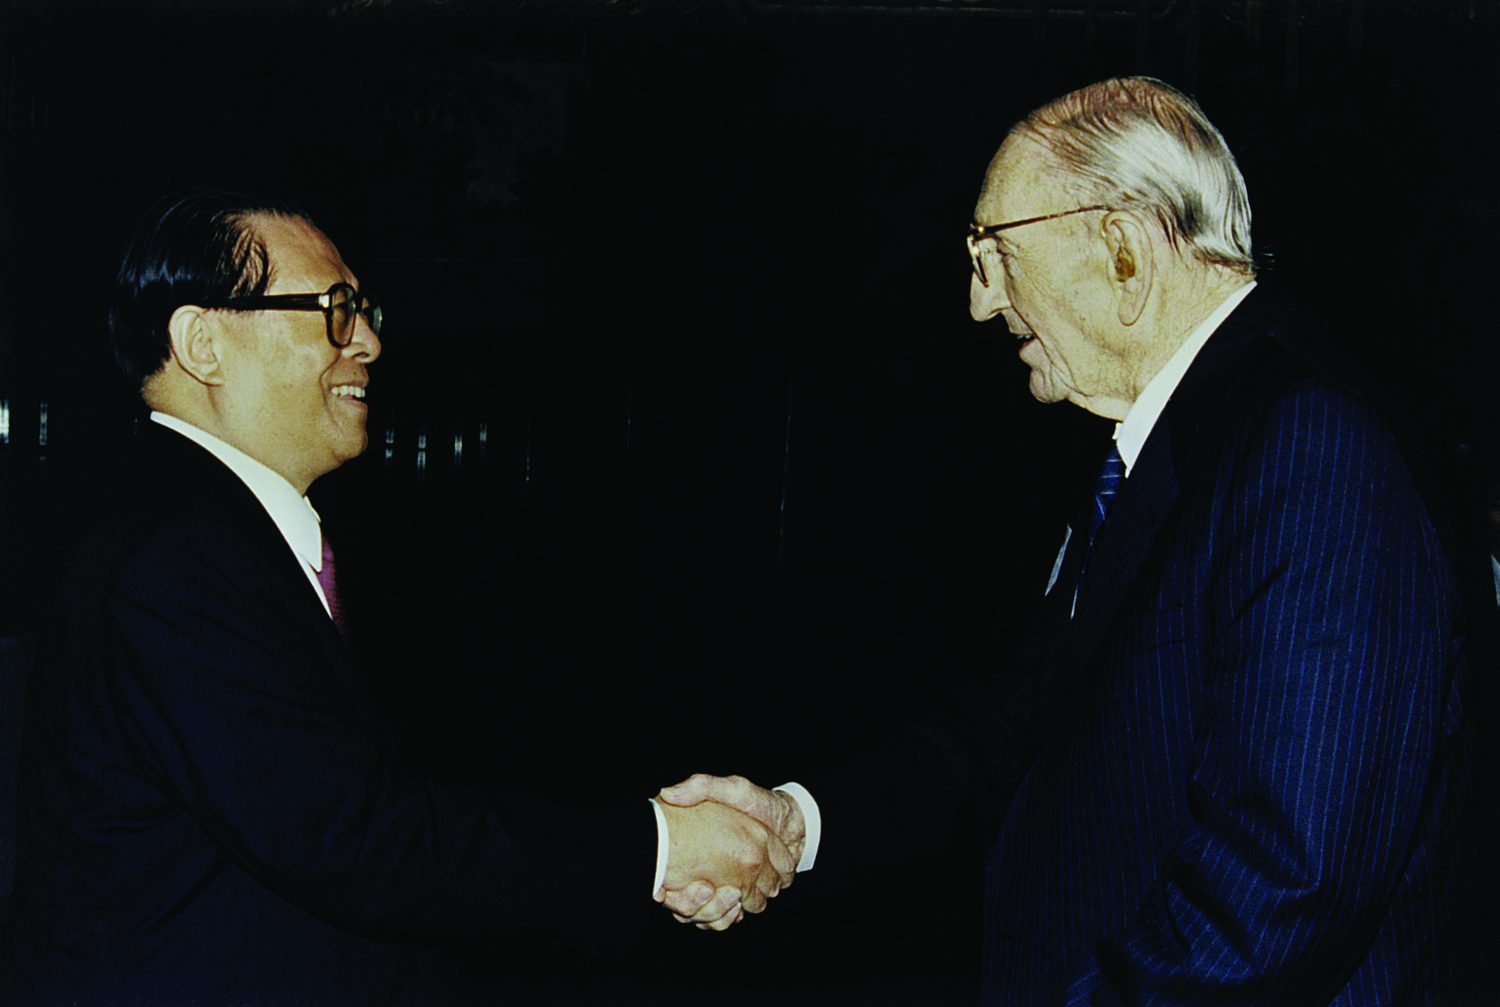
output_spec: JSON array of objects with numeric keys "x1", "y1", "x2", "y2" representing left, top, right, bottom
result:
[
  {"x1": 149, "y1": 412, "x2": 325, "y2": 578},
  {"x1": 1057, "y1": 283, "x2": 1280, "y2": 673},
  {"x1": 1114, "y1": 280, "x2": 1257, "y2": 474},
  {"x1": 131, "y1": 425, "x2": 348, "y2": 662}
]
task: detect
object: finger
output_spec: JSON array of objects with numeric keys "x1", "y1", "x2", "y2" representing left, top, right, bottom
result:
[
  {"x1": 697, "y1": 904, "x2": 744, "y2": 932},
  {"x1": 672, "y1": 886, "x2": 740, "y2": 925},
  {"x1": 660, "y1": 880, "x2": 715, "y2": 917},
  {"x1": 739, "y1": 878, "x2": 769, "y2": 915},
  {"x1": 763, "y1": 823, "x2": 796, "y2": 882},
  {"x1": 747, "y1": 876, "x2": 774, "y2": 918}
]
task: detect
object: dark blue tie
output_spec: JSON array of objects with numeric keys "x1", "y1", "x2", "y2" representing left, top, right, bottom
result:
[
  {"x1": 1087, "y1": 443, "x2": 1126, "y2": 548},
  {"x1": 1073, "y1": 443, "x2": 1125, "y2": 615}
]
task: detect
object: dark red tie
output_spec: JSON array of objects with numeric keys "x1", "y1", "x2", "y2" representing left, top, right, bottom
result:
[{"x1": 317, "y1": 535, "x2": 348, "y2": 640}]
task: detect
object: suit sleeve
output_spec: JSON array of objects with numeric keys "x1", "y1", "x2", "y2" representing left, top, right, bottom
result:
[
  {"x1": 1060, "y1": 387, "x2": 1466, "y2": 1004},
  {"x1": 103, "y1": 516, "x2": 655, "y2": 943}
]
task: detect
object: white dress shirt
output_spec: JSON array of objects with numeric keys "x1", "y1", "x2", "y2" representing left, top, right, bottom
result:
[
  {"x1": 1044, "y1": 280, "x2": 1256, "y2": 604},
  {"x1": 1112, "y1": 281, "x2": 1257, "y2": 475},
  {"x1": 150, "y1": 412, "x2": 333, "y2": 618}
]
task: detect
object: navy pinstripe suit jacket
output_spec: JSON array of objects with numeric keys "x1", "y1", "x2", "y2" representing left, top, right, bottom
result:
[
  {"x1": 815, "y1": 287, "x2": 1473, "y2": 1004},
  {"x1": 980, "y1": 290, "x2": 1472, "y2": 1004}
]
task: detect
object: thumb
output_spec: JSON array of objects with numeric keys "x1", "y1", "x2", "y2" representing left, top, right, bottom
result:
[
  {"x1": 666, "y1": 775, "x2": 780, "y2": 834},
  {"x1": 657, "y1": 773, "x2": 716, "y2": 807}
]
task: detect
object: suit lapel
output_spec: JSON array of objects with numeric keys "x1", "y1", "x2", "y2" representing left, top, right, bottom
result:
[
  {"x1": 1051, "y1": 287, "x2": 1273, "y2": 678},
  {"x1": 142, "y1": 426, "x2": 349, "y2": 667},
  {"x1": 1056, "y1": 425, "x2": 1180, "y2": 677}
]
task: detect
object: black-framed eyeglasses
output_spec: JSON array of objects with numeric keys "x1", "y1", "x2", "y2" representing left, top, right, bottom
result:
[
  {"x1": 205, "y1": 281, "x2": 382, "y2": 348},
  {"x1": 966, "y1": 205, "x2": 1110, "y2": 287}
]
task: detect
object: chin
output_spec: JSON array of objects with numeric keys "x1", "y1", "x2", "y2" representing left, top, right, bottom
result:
[
  {"x1": 331, "y1": 435, "x2": 368, "y2": 469},
  {"x1": 1028, "y1": 374, "x2": 1066, "y2": 405}
]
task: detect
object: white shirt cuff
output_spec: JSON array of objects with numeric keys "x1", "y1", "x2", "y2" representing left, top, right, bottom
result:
[
  {"x1": 650, "y1": 798, "x2": 669, "y2": 897},
  {"x1": 776, "y1": 781, "x2": 820, "y2": 872}
]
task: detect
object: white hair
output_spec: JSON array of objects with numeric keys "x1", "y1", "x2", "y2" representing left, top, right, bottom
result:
[{"x1": 1019, "y1": 77, "x2": 1254, "y2": 276}]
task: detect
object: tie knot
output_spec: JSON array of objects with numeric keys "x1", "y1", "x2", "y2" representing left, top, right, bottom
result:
[{"x1": 1088, "y1": 444, "x2": 1125, "y2": 543}]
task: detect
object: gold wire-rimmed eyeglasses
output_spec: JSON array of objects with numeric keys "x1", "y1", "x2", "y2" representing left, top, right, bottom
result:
[{"x1": 966, "y1": 205, "x2": 1110, "y2": 286}]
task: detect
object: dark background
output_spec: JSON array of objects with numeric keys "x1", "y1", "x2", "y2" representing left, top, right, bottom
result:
[{"x1": 1, "y1": 1, "x2": 1498, "y2": 1003}]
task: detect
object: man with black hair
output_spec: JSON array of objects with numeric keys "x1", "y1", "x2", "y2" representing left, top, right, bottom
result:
[{"x1": 6, "y1": 191, "x2": 801, "y2": 1005}]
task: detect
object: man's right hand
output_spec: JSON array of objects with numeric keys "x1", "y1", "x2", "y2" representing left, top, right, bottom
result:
[{"x1": 654, "y1": 797, "x2": 796, "y2": 931}]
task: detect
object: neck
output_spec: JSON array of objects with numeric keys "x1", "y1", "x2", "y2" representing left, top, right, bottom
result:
[
  {"x1": 147, "y1": 386, "x2": 315, "y2": 495},
  {"x1": 1122, "y1": 268, "x2": 1247, "y2": 407}
]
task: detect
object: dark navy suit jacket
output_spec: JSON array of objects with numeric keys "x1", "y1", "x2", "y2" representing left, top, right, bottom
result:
[
  {"x1": 815, "y1": 287, "x2": 1472, "y2": 1004},
  {"x1": 7, "y1": 424, "x2": 654, "y2": 1005}
]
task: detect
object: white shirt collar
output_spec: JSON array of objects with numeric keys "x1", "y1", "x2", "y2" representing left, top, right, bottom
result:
[
  {"x1": 150, "y1": 411, "x2": 324, "y2": 574},
  {"x1": 1113, "y1": 280, "x2": 1257, "y2": 476}
]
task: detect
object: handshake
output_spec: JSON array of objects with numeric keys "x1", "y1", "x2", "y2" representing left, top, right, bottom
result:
[{"x1": 652, "y1": 774, "x2": 808, "y2": 931}]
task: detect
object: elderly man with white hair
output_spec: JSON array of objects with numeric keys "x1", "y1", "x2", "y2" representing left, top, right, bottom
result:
[{"x1": 659, "y1": 77, "x2": 1473, "y2": 1004}]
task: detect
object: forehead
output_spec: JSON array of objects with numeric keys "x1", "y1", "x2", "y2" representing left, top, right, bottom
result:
[
  {"x1": 248, "y1": 213, "x2": 352, "y2": 291},
  {"x1": 973, "y1": 132, "x2": 1068, "y2": 226}
]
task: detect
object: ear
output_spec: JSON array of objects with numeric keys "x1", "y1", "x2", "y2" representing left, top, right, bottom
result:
[
  {"x1": 166, "y1": 305, "x2": 226, "y2": 387},
  {"x1": 1101, "y1": 211, "x2": 1152, "y2": 327}
]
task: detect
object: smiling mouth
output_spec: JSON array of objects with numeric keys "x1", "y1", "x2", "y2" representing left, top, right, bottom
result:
[{"x1": 331, "y1": 385, "x2": 367, "y2": 403}]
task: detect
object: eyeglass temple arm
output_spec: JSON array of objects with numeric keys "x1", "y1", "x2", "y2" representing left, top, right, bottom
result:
[{"x1": 209, "y1": 294, "x2": 328, "y2": 311}]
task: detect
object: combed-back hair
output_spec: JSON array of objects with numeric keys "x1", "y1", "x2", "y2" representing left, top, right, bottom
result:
[
  {"x1": 1018, "y1": 77, "x2": 1254, "y2": 276},
  {"x1": 109, "y1": 189, "x2": 310, "y2": 387}
]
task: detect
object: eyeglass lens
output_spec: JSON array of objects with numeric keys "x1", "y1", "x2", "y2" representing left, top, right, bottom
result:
[
  {"x1": 968, "y1": 237, "x2": 993, "y2": 287},
  {"x1": 328, "y1": 284, "x2": 382, "y2": 345}
]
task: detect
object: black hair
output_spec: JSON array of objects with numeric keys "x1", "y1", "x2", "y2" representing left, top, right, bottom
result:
[{"x1": 108, "y1": 189, "x2": 310, "y2": 387}]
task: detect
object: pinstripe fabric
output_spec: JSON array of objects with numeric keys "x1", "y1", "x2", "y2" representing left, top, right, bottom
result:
[{"x1": 979, "y1": 294, "x2": 1472, "y2": 1005}]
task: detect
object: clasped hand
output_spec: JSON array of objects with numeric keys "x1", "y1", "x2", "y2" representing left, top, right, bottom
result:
[{"x1": 653, "y1": 774, "x2": 807, "y2": 931}]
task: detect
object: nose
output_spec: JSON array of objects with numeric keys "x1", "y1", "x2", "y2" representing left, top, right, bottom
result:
[
  {"x1": 969, "y1": 268, "x2": 1011, "y2": 322},
  {"x1": 343, "y1": 314, "x2": 382, "y2": 364}
]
